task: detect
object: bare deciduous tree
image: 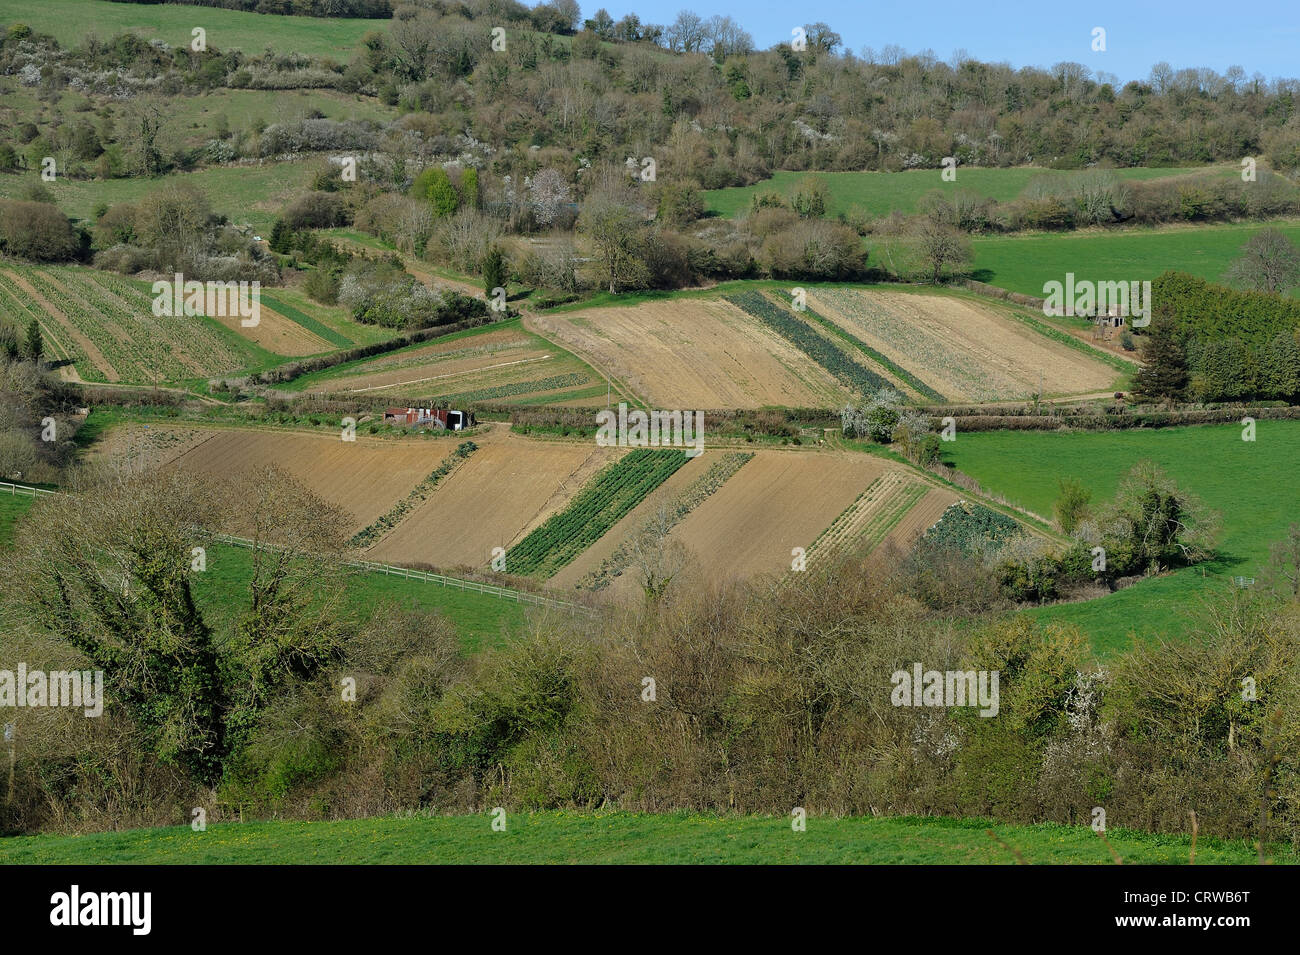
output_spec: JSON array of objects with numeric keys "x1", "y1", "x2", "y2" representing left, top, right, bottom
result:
[
  {"x1": 629, "y1": 503, "x2": 693, "y2": 602},
  {"x1": 1224, "y1": 228, "x2": 1300, "y2": 294}
]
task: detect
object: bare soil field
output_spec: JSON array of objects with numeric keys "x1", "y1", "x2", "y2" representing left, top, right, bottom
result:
[
  {"x1": 367, "y1": 432, "x2": 624, "y2": 569},
  {"x1": 809, "y1": 288, "x2": 1119, "y2": 401},
  {"x1": 157, "y1": 428, "x2": 441, "y2": 530},
  {"x1": 210, "y1": 302, "x2": 330, "y2": 356},
  {"x1": 531, "y1": 300, "x2": 851, "y2": 409},
  {"x1": 295, "y1": 322, "x2": 602, "y2": 404},
  {"x1": 620, "y1": 450, "x2": 890, "y2": 592}
]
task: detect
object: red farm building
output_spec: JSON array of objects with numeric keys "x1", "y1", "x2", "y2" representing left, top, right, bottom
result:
[{"x1": 382, "y1": 407, "x2": 475, "y2": 430}]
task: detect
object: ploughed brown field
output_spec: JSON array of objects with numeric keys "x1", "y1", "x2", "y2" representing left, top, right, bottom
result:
[
  {"x1": 366, "y1": 429, "x2": 625, "y2": 569},
  {"x1": 529, "y1": 300, "x2": 852, "y2": 409}
]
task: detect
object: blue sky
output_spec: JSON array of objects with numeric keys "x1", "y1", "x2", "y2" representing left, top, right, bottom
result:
[{"x1": 581, "y1": 1, "x2": 1300, "y2": 83}]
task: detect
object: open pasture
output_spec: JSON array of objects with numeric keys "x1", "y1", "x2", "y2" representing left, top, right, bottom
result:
[
  {"x1": 0, "y1": 0, "x2": 375, "y2": 58},
  {"x1": 947, "y1": 420, "x2": 1300, "y2": 654},
  {"x1": 704, "y1": 166, "x2": 1212, "y2": 220}
]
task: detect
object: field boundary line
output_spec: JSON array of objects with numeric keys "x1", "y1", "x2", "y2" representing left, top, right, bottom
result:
[
  {"x1": 213, "y1": 533, "x2": 594, "y2": 616},
  {"x1": 0, "y1": 480, "x2": 590, "y2": 615},
  {"x1": 0, "y1": 481, "x2": 56, "y2": 498}
]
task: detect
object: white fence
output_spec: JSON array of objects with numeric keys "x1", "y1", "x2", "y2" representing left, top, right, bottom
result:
[
  {"x1": 214, "y1": 534, "x2": 594, "y2": 616},
  {"x1": 0, "y1": 482, "x2": 591, "y2": 616},
  {"x1": 0, "y1": 480, "x2": 56, "y2": 498}
]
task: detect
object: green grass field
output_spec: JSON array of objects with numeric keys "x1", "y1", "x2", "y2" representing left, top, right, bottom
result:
[
  {"x1": 948, "y1": 420, "x2": 1300, "y2": 654},
  {"x1": 197, "y1": 542, "x2": 529, "y2": 654},
  {"x1": 704, "y1": 166, "x2": 1209, "y2": 220},
  {"x1": 0, "y1": 810, "x2": 1276, "y2": 864},
  {"x1": 0, "y1": 490, "x2": 35, "y2": 545},
  {"x1": 0, "y1": 0, "x2": 375, "y2": 58},
  {"x1": 971, "y1": 219, "x2": 1300, "y2": 298},
  {"x1": 0, "y1": 160, "x2": 315, "y2": 230},
  {"x1": 0, "y1": 494, "x2": 527, "y2": 652}
]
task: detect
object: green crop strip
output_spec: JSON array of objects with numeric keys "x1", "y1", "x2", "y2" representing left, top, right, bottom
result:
[
  {"x1": 507, "y1": 448, "x2": 691, "y2": 578},
  {"x1": 577, "y1": 450, "x2": 753, "y2": 591},
  {"x1": 788, "y1": 293, "x2": 947, "y2": 400},
  {"x1": 260, "y1": 293, "x2": 353, "y2": 349},
  {"x1": 439, "y1": 373, "x2": 589, "y2": 404},
  {"x1": 724, "y1": 290, "x2": 888, "y2": 396}
]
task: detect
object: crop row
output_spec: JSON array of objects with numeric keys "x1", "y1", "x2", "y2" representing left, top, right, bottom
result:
[
  {"x1": 922, "y1": 501, "x2": 1021, "y2": 555},
  {"x1": 350, "y1": 441, "x2": 477, "y2": 549},
  {"x1": 82, "y1": 270, "x2": 249, "y2": 373},
  {"x1": 724, "y1": 290, "x2": 889, "y2": 396},
  {"x1": 507, "y1": 448, "x2": 690, "y2": 578},
  {"x1": 577, "y1": 450, "x2": 753, "y2": 591},
  {"x1": 12, "y1": 267, "x2": 248, "y2": 383},
  {"x1": 808, "y1": 474, "x2": 925, "y2": 562},
  {"x1": 816, "y1": 289, "x2": 1017, "y2": 402},
  {"x1": 259, "y1": 293, "x2": 353, "y2": 348},
  {"x1": 801, "y1": 295, "x2": 946, "y2": 400},
  {"x1": 20, "y1": 267, "x2": 181, "y2": 382},
  {"x1": 440, "y1": 373, "x2": 589, "y2": 404},
  {"x1": 0, "y1": 272, "x2": 93, "y2": 375}
]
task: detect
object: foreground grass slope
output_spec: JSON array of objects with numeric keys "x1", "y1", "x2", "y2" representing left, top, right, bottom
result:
[
  {"x1": 949, "y1": 420, "x2": 1300, "y2": 654},
  {"x1": 0, "y1": 811, "x2": 1275, "y2": 865}
]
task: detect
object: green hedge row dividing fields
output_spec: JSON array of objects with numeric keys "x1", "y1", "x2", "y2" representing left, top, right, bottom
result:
[
  {"x1": 725, "y1": 290, "x2": 889, "y2": 397},
  {"x1": 507, "y1": 448, "x2": 691, "y2": 578}
]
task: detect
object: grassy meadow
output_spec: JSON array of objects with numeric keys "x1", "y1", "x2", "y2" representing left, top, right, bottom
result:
[
  {"x1": 0, "y1": 810, "x2": 1274, "y2": 865},
  {"x1": 704, "y1": 166, "x2": 1212, "y2": 220},
  {"x1": 970, "y1": 219, "x2": 1300, "y2": 298},
  {"x1": 0, "y1": 493, "x2": 528, "y2": 653},
  {"x1": 192, "y1": 542, "x2": 530, "y2": 653},
  {"x1": 947, "y1": 420, "x2": 1300, "y2": 655},
  {"x1": 0, "y1": 0, "x2": 376, "y2": 58},
  {"x1": 0, "y1": 160, "x2": 317, "y2": 230}
]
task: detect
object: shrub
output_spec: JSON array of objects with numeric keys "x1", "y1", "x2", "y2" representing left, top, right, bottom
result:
[{"x1": 0, "y1": 199, "x2": 81, "y2": 261}]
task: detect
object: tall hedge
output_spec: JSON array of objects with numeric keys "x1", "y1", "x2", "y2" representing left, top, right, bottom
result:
[{"x1": 1151, "y1": 271, "x2": 1300, "y2": 401}]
